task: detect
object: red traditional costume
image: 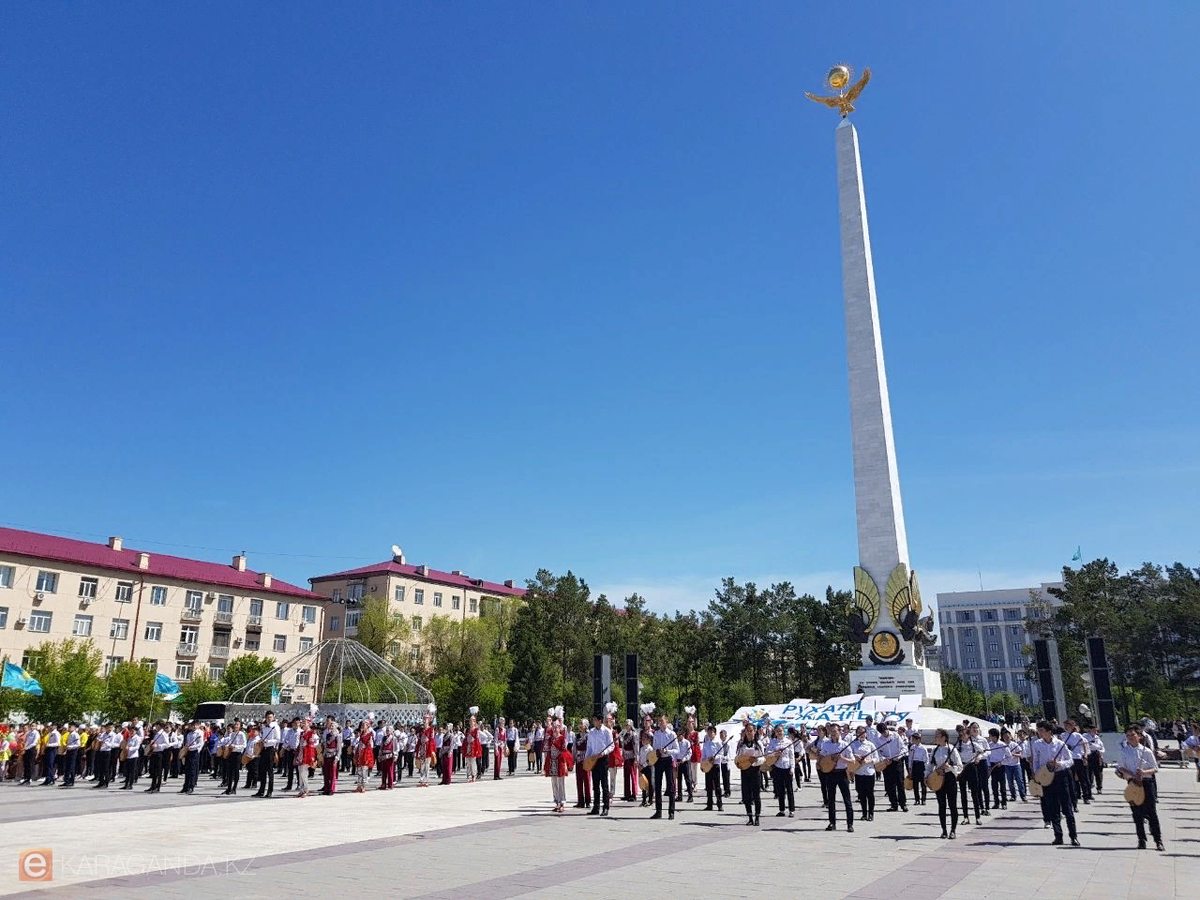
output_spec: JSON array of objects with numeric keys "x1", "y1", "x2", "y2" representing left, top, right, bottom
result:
[
  {"x1": 544, "y1": 728, "x2": 572, "y2": 777},
  {"x1": 321, "y1": 727, "x2": 340, "y2": 794},
  {"x1": 378, "y1": 731, "x2": 396, "y2": 789}
]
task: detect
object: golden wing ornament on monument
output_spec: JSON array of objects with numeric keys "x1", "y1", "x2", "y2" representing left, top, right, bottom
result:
[
  {"x1": 850, "y1": 566, "x2": 880, "y2": 644},
  {"x1": 886, "y1": 562, "x2": 924, "y2": 643},
  {"x1": 805, "y1": 65, "x2": 872, "y2": 118}
]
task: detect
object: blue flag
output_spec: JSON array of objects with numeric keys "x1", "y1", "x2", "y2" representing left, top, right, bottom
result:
[
  {"x1": 271, "y1": 684, "x2": 281, "y2": 705},
  {"x1": 2, "y1": 662, "x2": 43, "y2": 695},
  {"x1": 154, "y1": 672, "x2": 181, "y2": 700},
  {"x1": 1071, "y1": 546, "x2": 1082, "y2": 562}
]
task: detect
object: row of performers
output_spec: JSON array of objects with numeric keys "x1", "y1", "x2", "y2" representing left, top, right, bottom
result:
[{"x1": 538, "y1": 710, "x2": 1170, "y2": 852}]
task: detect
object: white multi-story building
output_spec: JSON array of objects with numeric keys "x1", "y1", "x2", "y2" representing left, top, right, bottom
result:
[
  {"x1": 933, "y1": 583, "x2": 1062, "y2": 706},
  {"x1": 0, "y1": 527, "x2": 331, "y2": 700}
]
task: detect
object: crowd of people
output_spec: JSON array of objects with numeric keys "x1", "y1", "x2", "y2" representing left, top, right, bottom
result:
[{"x1": 3, "y1": 708, "x2": 1196, "y2": 854}]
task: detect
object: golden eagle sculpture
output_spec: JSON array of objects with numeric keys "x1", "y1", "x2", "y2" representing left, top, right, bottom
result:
[{"x1": 806, "y1": 64, "x2": 871, "y2": 118}]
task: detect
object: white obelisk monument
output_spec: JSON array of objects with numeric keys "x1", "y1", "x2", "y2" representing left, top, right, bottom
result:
[{"x1": 808, "y1": 66, "x2": 940, "y2": 701}]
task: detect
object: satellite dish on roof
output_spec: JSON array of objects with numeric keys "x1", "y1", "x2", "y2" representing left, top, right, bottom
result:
[{"x1": 391, "y1": 544, "x2": 405, "y2": 563}]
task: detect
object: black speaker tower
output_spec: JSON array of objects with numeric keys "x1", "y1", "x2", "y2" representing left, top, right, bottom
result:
[
  {"x1": 1086, "y1": 636, "x2": 1119, "y2": 731},
  {"x1": 625, "y1": 653, "x2": 639, "y2": 725}
]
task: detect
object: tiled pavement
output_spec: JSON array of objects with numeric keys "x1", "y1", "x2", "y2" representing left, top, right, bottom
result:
[{"x1": 2, "y1": 764, "x2": 1196, "y2": 899}]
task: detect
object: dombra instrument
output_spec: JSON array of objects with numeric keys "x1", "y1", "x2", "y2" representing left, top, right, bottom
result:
[
  {"x1": 638, "y1": 772, "x2": 650, "y2": 793},
  {"x1": 700, "y1": 759, "x2": 714, "y2": 773},
  {"x1": 903, "y1": 775, "x2": 913, "y2": 790},
  {"x1": 647, "y1": 733, "x2": 677, "y2": 767},
  {"x1": 1033, "y1": 764, "x2": 1057, "y2": 786},
  {"x1": 735, "y1": 751, "x2": 759, "y2": 770},
  {"x1": 1029, "y1": 780, "x2": 1043, "y2": 798},
  {"x1": 582, "y1": 743, "x2": 613, "y2": 772},
  {"x1": 924, "y1": 767, "x2": 945, "y2": 792},
  {"x1": 1115, "y1": 766, "x2": 1146, "y2": 806},
  {"x1": 818, "y1": 752, "x2": 839, "y2": 774},
  {"x1": 761, "y1": 736, "x2": 805, "y2": 774}
]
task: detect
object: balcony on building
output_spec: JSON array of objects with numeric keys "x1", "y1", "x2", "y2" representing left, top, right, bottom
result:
[
  {"x1": 245, "y1": 614, "x2": 263, "y2": 630},
  {"x1": 177, "y1": 642, "x2": 199, "y2": 657},
  {"x1": 210, "y1": 645, "x2": 231, "y2": 659},
  {"x1": 214, "y1": 610, "x2": 234, "y2": 626},
  {"x1": 181, "y1": 607, "x2": 203, "y2": 622}
]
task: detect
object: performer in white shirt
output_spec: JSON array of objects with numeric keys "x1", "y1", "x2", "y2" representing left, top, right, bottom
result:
[
  {"x1": 585, "y1": 713, "x2": 614, "y2": 816},
  {"x1": 1116, "y1": 724, "x2": 1163, "y2": 851},
  {"x1": 649, "y1": 715, "x2": 678, "y2": 820},
  {"x1": 876, "y1": 723, "x2": 907, "y2": 813},
  {"x1": 1001, "y1": 729, "x2": 1026, "y2": 803},
  {"x1": 985, "y1": 728, "x2": 1010, "y2": 810},
  {"x1": 281, "y1": 719, "x2": 299, "y2": 792},
  {"x1": 1031, "y1": 720, "x2": 1079, "y2": 846},
  {"x1": 734, "y1": 721, "x2": 764, "y2": 826},
  {"x1": 817, "y1": 722, "x2": 855, "y2": 832},
  {"x1": 181, "y1": 721, "x2": 204, "y2": 794},
  {"x1": 929, "y1": 729, "x2": 963, "y2": 839},
  {"x1": 255, "y1": 710, "x2": 281, "y2": 798},
  {"x1": 700, "y1": 724, "x2": 724, "y2": 812},
  {"x1": 766, "y1": 724, "x2": 796, "y2": 817},
  {"x1": 223, "y1": 722, "x2": 248, "y2": 796},
  {"x1": 1085, "y1": 725, "x2": 1106, "y2": 795},
  {"x1": 956, "y1": 724, "x2": 988, "y2": 825},
  {"x1": 848, "y1": 726, "x2": 879, "y2": 822},
  {"x1": 1062, "y1": 718, "x2": 1091, "y2": 808},
  {"x1": 908, "y1": 731, "x2": 929, "y2": 806}
]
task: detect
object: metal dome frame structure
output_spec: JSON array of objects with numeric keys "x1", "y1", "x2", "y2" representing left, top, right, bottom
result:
[{"x1": 229, "y1": 637, "x2": 433, "y2": 706}]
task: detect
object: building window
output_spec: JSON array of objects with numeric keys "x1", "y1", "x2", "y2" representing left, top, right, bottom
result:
[
  {"x1": 209, "y1": 664, "x2": 226, "y2": 680},
  {"x1": 328, "y1": 615, "x2": 340, "y2": 632},
  {"x1": 433, "y1": 592, "x2": 443, "y2": 607},
  {"x1": 469, "y1": 597, "x2": 477, "y2": 613},
  {"x1": 394, "y1": 586, "x2": 405, "y2": 603},
  {"x1": 982, "y1": 610, "x2": 996, "y2": 621},
  {"x1": 989, "y1": 673, "x2": 1006, "y2": 690},
  {"x1": 414, "y1": 589, "x2": 424, "y2": 605},
  {"x1": 296, "y1": 668, "x2": 310, "y2": 686},
  {"x1": 79, "y1": 577, "x2": 99, "y2": 600},
  {"x1": 249, "y1": 598, "x2": 263, "y2": 617},
  {"x1": 22, "y1": 650, "x2": 46, "y2": 670},
  {"x1": 1012, "y1": 642, "x2": 1024, "y2": 656},
  {"x1": 212, "y1": 632, "x2": 230, "y2": 649},
  {"x1": 73, "y1": 614, "x2": 93, "y2": 637},
  {"x1": 299, "y1": 636, "x2": 313, "y2": 651},
  {"x1": 302, "y1": 605, "x2": 316, "y2": 624},
  {"x1": 110, "y1": 618, "x2": 130, "y2": 640},
  {"x1": 985, "y1": 626, "x2": 996, "y2": 637},
  {"x1": 150, "y1": 586, "x2": 167, "y2": 605},
  {"x1": 180, "y1": 625, "x2": 199, "y2": 645},
  {"x1": 962, "y1": 626, "x2": 975, "y2": 637},
  {"x1": 987, "y1": 642, "x2": 999, "y2": 652},
  {"x1": 1014, "y1": 673, "x2": 1028, "y2": 687},
  {"x1": 104, "y1": 656, "x2": 124, "y2": 675},
  {"x1": 452, "y1": 595, "x2": 461, "y2": 610},
  {"x1": 217, "y1": 594, "x2": 234, "y2": 613},
  {"x1": 1004, "y1": 608, "x2": 1021, "y2": 620},
  {"x1": 140, "y1": 659, "x2": 157, "y2": 671},
  {"x1": 185, "y1": 590, "x2": 203, "y2": 611},
  {"x1": 0, "y1": 565, "x2": 13, "y2": 588},
  {"x1": 348, "y1": 582, "x2": 364, "y2": 602},
  {"x1": 175, "y1": 661, "x2": 193, "y2": 681},
  {"x1": 275, "y1": 601, "x2": 290, "y2": 620},
  {"x1": 116, "y1": 581, "x2": 133, "y2": 603},
  {"x1": 412, "y1": 616, "x2": 422, "y2": 632},
  {"x1": 965, "y1": 656, "x2": 978, "y2": 669},
  {"x1": 1009, "y1": 625, "x2": 1022, "y2": 636},
  {"x1": 245, "y1": 636, "x2": 260, "y2": 651},
  {"x1": 964, "y1": 642, "x2": 976, "y2": 653},
  {"x1": 409, "y1": 646, "x2": 421, "y2": 663},
  {"x1": 36, "y1": 571, "x2": 59, "y2": 594},
  {"x1": 144, "y1": 621, "x2": 163, "y2": 641},
  {"x1": 956, "y1": 610, "x2": 974, "y2": 623},
  {"x1": 0, "y1": 607, "x2": 8, "y2": 628},
  {"x1": 331, "y1": 589, "x2": 342, "y2": 603},
  {"x1": 273, "y1": 634, "x2": 287, "y2": 652},
  {"x1": 989, "y1": 658, "x2": 1000, "y2": 668},
  {"x1": 345, "y1": 610, "x2": 361, "y2": 628}
]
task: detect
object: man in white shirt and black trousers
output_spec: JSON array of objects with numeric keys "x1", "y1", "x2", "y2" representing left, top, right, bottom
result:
[
  {"x1": 1032, "y1": 720, "x2": 1079, "y2": 846},
  {"x1": 256, "y1": 710, "x2": 281, "y2": 798},
  {"x1": 585, "y1": 713, "x2": 613, "y2": 816},
  {"x1": 281, "y1": 718, "x2": 300, "y2": 792},
  {"x1": 650, "y1": 716, "x2": 678, "y2": 820},
  {"x1": 181, "y1": 721, "x2": 204, "y2": 794}
]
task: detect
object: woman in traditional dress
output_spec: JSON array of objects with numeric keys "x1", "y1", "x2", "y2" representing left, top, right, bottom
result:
[
  {"x1": 353, "y1": 721, "x2": 375, "y2": 793},
  {"x1": 463, "y1": 713, "x2": 482, "y2": 784},
  {"x1": 543, "y1": 712, "x2": 571, "y2": 812}
]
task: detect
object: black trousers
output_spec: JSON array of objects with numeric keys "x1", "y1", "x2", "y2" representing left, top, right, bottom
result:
[
  {"x1": 740, "y1": 766, "x2": 761, "y2": 818},
  {"x1": 989, "y1": 764, "x2": 1007, "y2": 807},
  {"x1": 976, "y1": 760, "x2": 990, "y2": 808},
  {"x1": 590, "y1": 758, "x2": 610, "y2": 811},
  {"x1": 826, "y1": 770, "x2": 854, "y2": 827},
  {"x1": 883, "y1": 763, "x2": 906, "y2": 809},
  {"x1": 225, "y1": 756, "x2": 243, "y2": 793},
  {"x1": 818, "y1": 768, "x2": 831, "y2": 808},
  {"x1": 1088, "y1": 752, "x2": 1104, "y2": 792},
  {"x1": 936, "y1": 772, "x2": 959, "y2": 832},
  {"x1": 911, "y1": 761, "x2": 927, "y2": 804},
  {"x1": 961, "y1": 761, "x2": 983, "y2": 818},
  {"x1": 772, "y1": 767, "x2": 795, "y2": 812},
  {"x1": 721, "y1": 763, "x2": 731, "y2": 796},
  {"x1": 1072, "y1": 759, "x2": 1091, "y2": 803},
  {"x1": 1040, "y1": 770, "x2": 1077, "y2": 839},
  {"x1": 148, "y1": 751, "x2": 163, "y2": 790},
  {"x1": 1131, "y1": 777, "x2": 1162, "y2": 843},
  {"x1": 677, "y1": 760, "x2": 693, "y2": 800},
  {"x1": 63, "y1": 748, "x2": 79, "y2": 785},
  {"x1": 507, "y1": 741, "x2": 517, "y2": 774},
  {"x1": 258, "y1": 747, "x2": 276, "y2": 795},
  {"x1": 94, "y1": 750, "x2": 111, "y2": 787},
  {"x1": 122, "y1": 757, "x2": 138, "y2": 788},
  {"x1": 704, "y1": 765, "x2": 723, "y2": 808},
  {"x1": 854, "y1": 772, "x2": 876, "y2": 817},
  {"x1": 282, "y1": 748, "x2": 295, "y2": 790},
  {"x1": 184, "y1": 751, "x2": 200, "y2": 792},
  {"x1": 654, "y1": 757, "x2": 675, "y2": 815}
]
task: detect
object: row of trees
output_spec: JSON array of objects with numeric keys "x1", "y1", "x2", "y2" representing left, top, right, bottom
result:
[
  {"x1": 1027, "y1": 559, "x2": 1200, "y2": 722},
  {"x1": 0, "y1": 640, "x2": 278, "y2": 723}
]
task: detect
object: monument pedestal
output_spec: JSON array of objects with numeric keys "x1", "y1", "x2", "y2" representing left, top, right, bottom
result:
[{"x1": 850, "y1": 665, "x2": 941, "y2": 703}]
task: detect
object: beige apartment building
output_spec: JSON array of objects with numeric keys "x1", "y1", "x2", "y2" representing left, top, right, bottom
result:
[
  {"x1": 0, "y1": 527, "x2": 331, "y2": 703},
  {"x1": 309, "y1": 549, "x2": 524, "y2": 665}
]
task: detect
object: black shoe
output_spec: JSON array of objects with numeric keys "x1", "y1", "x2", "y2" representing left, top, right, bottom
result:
[
  {"x1": 1051, "y1": 837, "x2": 1064, "y2": 846},
  {"x1": 825, "y1": 824, "x2": 835, "y2": 831},
  {"x1": 746, "y1": 817, "x2": 754, "y2": 826},
  {"x1": 668, "y1": 813, "x2": 674, "y2": 820},
  {"x1": 901, "y1": 806, "x2": 908, "y2": 812},
  {"x1": 949, "y1": 830, "x2": 956, "y2": 840},
  {"x1": 886, "y1": 806, "x2": 898, "y2": 812},
  {"x1": 704, "y1": 805, "x2": 713, "y2": 811},
  {"x1": 1155, "y1": 841, "x2": 1164, "y2": 851},
  {"x1": 718, "y1": 805, "x2": 723, "y2": 811},
  {"x1": 775, "y1": 811, "x2": 785, "y2": 817},
  {"x1": 975, "y1": 817, "x2": 982, "y2": 825},
  {"x1": 788, "y1": 811, "x2": 793, "y2": 817},
  {"x1": 1137, "y1": 840, "x2": 1146, "y2": 850},
  {"x1": 941, "y1": 831, "x2": 948, "y2": 839},
  {"x1": 586, "y1": 809, "x2": 599, "y2": 816},
  {"x1": 601, "y1": 809, "x2": 609, "y2": 816},
  {"x1": 753, "y1": 817, "x2": 760, "y2": 826},
  {"x1": 649, "y1": 812, "x2": 662, "y2": 819},
  {"x1": 1070, "y1": 838, "x2": 1079, "y2": 847},
  {"x1": 847, "y1": 824, "x2": 854, "y2": 833}
]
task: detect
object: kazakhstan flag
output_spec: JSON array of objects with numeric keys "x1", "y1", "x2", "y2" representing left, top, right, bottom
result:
[
  {"x1": 154, "y1": 672, "x2": 182, "y2": 700},
  {"x1": 2, "y1": 662, "x2": 43, "y2": 695}
]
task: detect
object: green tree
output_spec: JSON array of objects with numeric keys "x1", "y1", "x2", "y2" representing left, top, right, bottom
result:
[
  {"x1": 103, "y1": 662, "x2": 156, "y2": 722},
  {"x1": 353, "y1": 595, "x2": 406, "y2": 658},
  {"x1": 985, "y1": 690, "x2": 1028, "y2": 718},
  {"x1": 940, "y1": 670, "x2": 984, "y2": 717},
  {"x1": 220, "y1": 654, "x2": 276, "y2": 703},
  {"x1": 20, "y1": 640, "x2": 105, "y2": 722},
  {"x1": 505, "y1": 599, "x2": 556, "y2": 721},
  {"x1": 172, "y1": 674, "x2": 225, "y2": 720}
]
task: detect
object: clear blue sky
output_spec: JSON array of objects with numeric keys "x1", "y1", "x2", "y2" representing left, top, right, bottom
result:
[{"x1": 4, "y1": 3, "x2": 1197, "y2": 614}]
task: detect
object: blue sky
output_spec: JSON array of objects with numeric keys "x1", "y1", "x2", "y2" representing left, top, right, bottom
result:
[{"x1": 3, "y1": 3, "x2": 1197, "y2": 615}]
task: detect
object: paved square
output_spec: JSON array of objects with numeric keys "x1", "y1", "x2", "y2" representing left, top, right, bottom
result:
[{"x1": 2, "y1": 764, "x2": 1195, "y2": 899}]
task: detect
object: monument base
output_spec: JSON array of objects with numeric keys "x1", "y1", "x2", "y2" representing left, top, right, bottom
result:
[{"x1": 850, "y1": 665, "x2": 942, "y2": 703}]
